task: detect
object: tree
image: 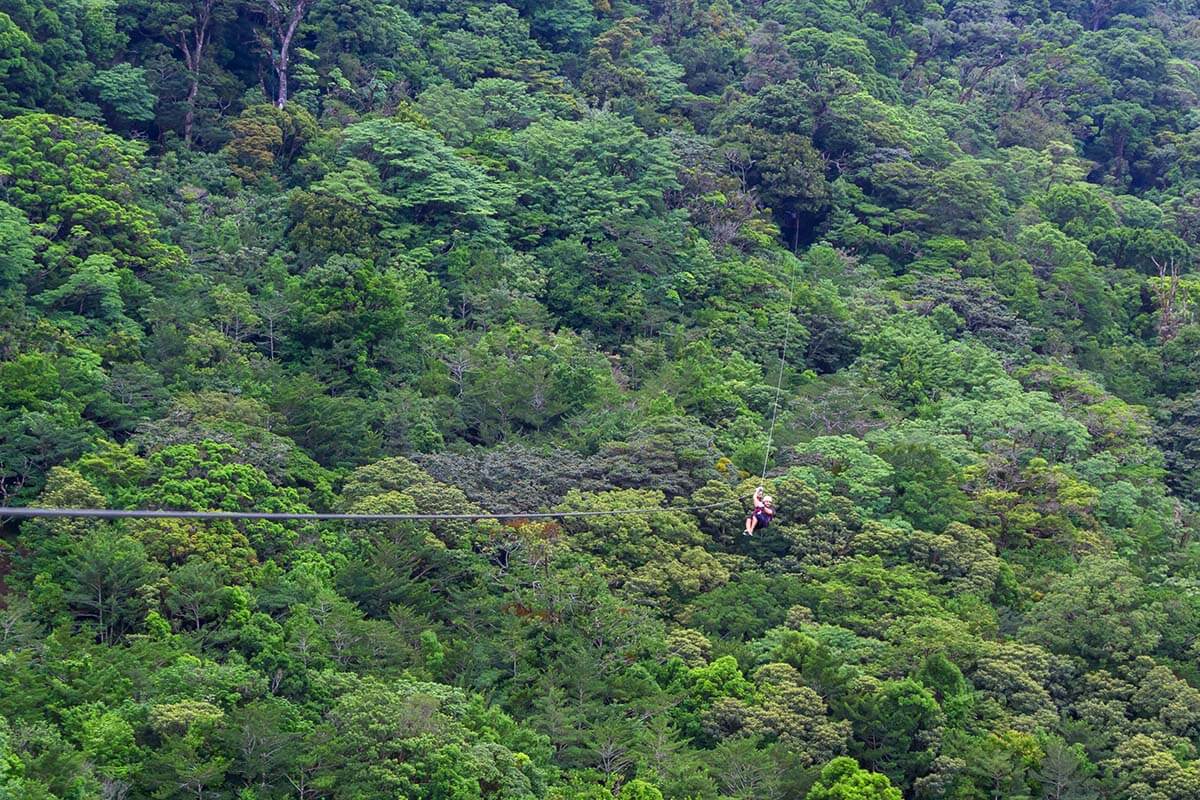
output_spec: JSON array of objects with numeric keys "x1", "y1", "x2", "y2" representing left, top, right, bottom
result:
[
  {"x1": 314, "y1": 117, "x2": 499, "y2": 245},
  {"x1": 459, "y1": 325, "x2": 613, "y2": 441},
  {"x1": 0, "y1": 200, "x2": 34, "y2": 337},
  {"x1": 87, "y1": 63, "x2": 156, "y2": 132},
  {"x1": 879, "y1": 439, "x2": 969, "y2": 533},
  {"x1": 510, "y1": 112, "x2": 679, "y2": 243},
  {"x1": 222, "y1": 699, "x2": 308, "y2": 795},
  {"x1": 312, "y1": 674, "x2": 551, "y2": 799},
  {"x1": 792, "y1": 435, "x2": 894, "y2": 514},
  {"x1": 808, "y1": 756, "x2": 902, "y2": 800},
  {"x1": 81, "y1": 709, "x2": 143, "y2": 798},
  {"x1": 1103, "y1": 734, "x2": 1200, "y2": 800},
  {"x1": 1020, "y1": 558, "x2": 1164, "y2": 664},
  {"x1": 164, "y1": 560, "x2": 227, "y2": 634},
  {"x1": 0, "y1": 113, "x2": 176, "y2": 273},
  {"x1": 0, "y1": 1, "x2": 98, "y2": 114},
  {"x1": 620, "y1": 779, "x2": 664, "y2": 800},
  {"x1": 129, "y1": 0, "x2": 236, "y2": 145},
  {"x1": 731, "y1": 662, "x2": 850, "y2": 765},
  {"x1": 850, "y1": 679, "x2": 943, "y2": 786},
  {"x1": 964, "y1": 731, "x2": 1040, "y2": 800},
  {"x1": 35, "y1": 254, "x2": 140, "y2": 335},
  {"x1": 0, "y1": 355, "x2": 101, "y2": 504},
  {"x1": 1148, "y1": 247, "x2": 1192, "y2": 342},
  {"x1": 743, "y1": 20, "x2": 797, "y2": 94},
  {"x1": 0, "y1": 12, "x2": 35, "y2": 114},
  {"x1": 127, "y1": 440, "x2": 311, "y2": 567},
  {"x1": 224, "y1": 102, "x2": 316, "y2": 180},
  {"x1": 581, "y1": 17, "x2": 647, "y2": 106},
  {"x1": 724, "y1": 125, "x2": 829, "y2": 250},
  {"x1": 283, "y1": 255, "x2": 428, "y2": 390},
  {"x1": 708, "y1": 735, "x2": 782, "y2": 799},
  {"x1": 1157, "y1": 392, "x2": 1200, "y2": 504},
  {"x1": 917, "y1": 160, "x2": 1003, "y2": 239},
  {"x1": 0, "y1": 717, "x2": 31, "y2": 797},
  {"x1": 144, "y1": 700, "x2": 232, "y2": 800},
  {"x1": 253, "y1": 0, "x2": 311, "y2": 108},
  {"x1": 62, "y1": 530, "x2": 161, "y2": 644}
]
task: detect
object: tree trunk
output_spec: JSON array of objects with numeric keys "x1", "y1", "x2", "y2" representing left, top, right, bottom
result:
[
  {"x1": 177, "y1": 0, "x2": 214, "y2": 149},
  {"x1": 276, "y1": 52, "x2": 289, "y2": 107},
  {"x1": 266, "y1": 0, "x2": 307, "y2": 108},
  {"x1": 1152, "y1": 255, "x2": 1187, "y2": 342},
  {"x1": 184, "y1": 77, "x2": 199, "y2": 147}
]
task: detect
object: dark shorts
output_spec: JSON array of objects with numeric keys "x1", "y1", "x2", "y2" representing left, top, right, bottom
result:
[{"x1": 750, "y1": 511, "x2": 772, "y2": 528}]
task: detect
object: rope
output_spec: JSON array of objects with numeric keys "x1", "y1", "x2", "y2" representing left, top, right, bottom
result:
[
  {"x1": 0, "y1": 498, "x2": 738, "y2": 522},
  {"x1": 761, "y1": 252, "x2": 802, "y2": 480}
]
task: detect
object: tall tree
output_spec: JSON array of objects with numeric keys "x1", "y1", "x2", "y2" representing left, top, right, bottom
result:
[
  {"x1": 164, "y1": 0, "x2": 235, "y2": 146},
  {"x1": 255, "y1": 0, "x2": 311, "y2": 107},
  {"x1": 63, "y1": 531, "x2": 161, "y2": 644}
]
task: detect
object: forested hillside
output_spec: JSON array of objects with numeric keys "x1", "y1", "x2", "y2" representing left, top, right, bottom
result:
[{"x1": 2, "y1": 0, "x2": 1200, "y2": 797}]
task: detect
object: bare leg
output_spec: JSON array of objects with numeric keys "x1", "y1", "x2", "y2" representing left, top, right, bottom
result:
[{"x1": 745, "y1": 516, "x2": 756, "y2": 536}]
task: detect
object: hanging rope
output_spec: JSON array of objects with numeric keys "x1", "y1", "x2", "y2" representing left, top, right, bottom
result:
[
  {"x1": 0, "y1": 498, "x2": 740, "y2": 523},
  {"x1": 761, "y1": 252, "x2": 802, "y2": 480}
]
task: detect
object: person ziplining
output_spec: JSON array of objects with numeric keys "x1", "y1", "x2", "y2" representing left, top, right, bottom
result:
[{"x1": 744, "y1": 485, "x2": 775, "y2": 536}]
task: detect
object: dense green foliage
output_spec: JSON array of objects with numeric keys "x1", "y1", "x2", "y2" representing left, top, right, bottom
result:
[{"x1": 2, "y1": 0, "x2": 1200, "y2": 798}]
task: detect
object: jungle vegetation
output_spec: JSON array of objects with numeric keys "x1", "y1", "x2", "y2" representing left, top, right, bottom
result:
[{"x1": 2, "y1": 0, "x2": 1200, "y2": 798}]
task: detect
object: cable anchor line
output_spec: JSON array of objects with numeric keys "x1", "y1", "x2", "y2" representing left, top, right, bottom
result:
[
  {"x1": 762, "y1": 252, "x2": 802, "y2": 480},
  {"x1": 0, "y1": 499, "x2": 740, "y2": 522}
]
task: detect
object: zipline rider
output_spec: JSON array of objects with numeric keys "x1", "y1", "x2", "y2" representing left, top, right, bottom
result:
[{"x1": 744, "y1": 485, "x2": 775, "y2": 536}]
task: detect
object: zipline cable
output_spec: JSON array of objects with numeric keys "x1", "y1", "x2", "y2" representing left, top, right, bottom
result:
[
  {"x1": 761, "y1": 252, "x2": 802, "y2": 481},
  {"x1": 0, "y1": 498, "x2": 739, "y2": 522}
]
